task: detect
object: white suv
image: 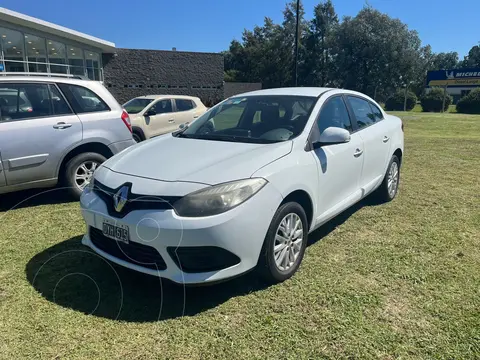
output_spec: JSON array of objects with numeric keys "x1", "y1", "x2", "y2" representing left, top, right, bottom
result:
[
  {"x1": 81, "y1": 87, "x2": 404, "y2": 285},
  {"x1": 123, "y1": 95, "x2": 207, "y2": 142}
]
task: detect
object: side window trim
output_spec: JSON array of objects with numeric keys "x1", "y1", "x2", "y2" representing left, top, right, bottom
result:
[
  {"x1": 344, "y1": 94, "x2": 378, "y2": 133},
  {"x1": 368, "y1": 101, "x2": 384, "y2": 121},
  {"x1": 305, "y1": 93, "x2": 351, "y2": 151},
  {"x1": 57, "y1": 83, "x2": 110, "y2": 114},
  {"x1": 174, "y1": 98, "x2": 194, "y2": 112},
  {"x1": 50, "y1": 83, "x2": 75, "y2": 116},
  {"x1": 0, "y1": 81, "x2": 73, "y2": 123},
  {"x1": 150, "y1": 98, "x2": 173, "y2": 114}
]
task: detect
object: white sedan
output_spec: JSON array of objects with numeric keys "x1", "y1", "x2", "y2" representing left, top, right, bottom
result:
[{"x1": 80, "y1": 87, "x2": 404, "y2": 285}]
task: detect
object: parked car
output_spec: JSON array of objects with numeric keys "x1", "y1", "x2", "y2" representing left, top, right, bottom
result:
[
  {"x1": 0, "y1": 74, "x2": 135, "y2": 199},
  {"x1": 80, "y1": 87, "x2": 404, "y2": 285},
  {"x1": 123, "y1": 95, "x2": 208, "y2": 142}
]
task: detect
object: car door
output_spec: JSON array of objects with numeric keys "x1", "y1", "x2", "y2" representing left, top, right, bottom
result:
[
  {"x1": 144, "y1": 98, "x2": 176, "y2": 137},
  {"x1": 174, "y1": 98, "x2": 198, "y2": 128},
  {"x1": 310, "y1": 95, "x2": 365, "y2": 224},
  {"x1": 0, "y1": 82, "x2": 82, "y2": 186},
  {"x1": 345, "y1": 95, "x2": 391, "y2": 194}
]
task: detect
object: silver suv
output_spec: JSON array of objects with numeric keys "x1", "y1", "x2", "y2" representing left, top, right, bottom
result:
[{"x1": 0, "y1": 74, "x2": 135, "y2": 199}]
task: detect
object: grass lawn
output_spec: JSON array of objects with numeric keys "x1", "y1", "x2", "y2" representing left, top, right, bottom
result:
[{"x1": 1, "y1": 112, "x2": 479, "y2": 359}]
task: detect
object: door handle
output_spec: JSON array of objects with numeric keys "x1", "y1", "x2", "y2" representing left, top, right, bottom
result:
[
  {"x1": 168, "y1": 119, "x2": 175, "y2": 123},
  {"x1": 193, "y1": 115, "x2": 199, "y2": 119},
  {"x1": 353, "y1": 148, "x2": 363, "y2": 157},
  {"x1": 383, "y1": 136, "x2": 390, "y2": 143},
  {"x1": 53, "y1": 122, "x2": 72, "y2": 129}
]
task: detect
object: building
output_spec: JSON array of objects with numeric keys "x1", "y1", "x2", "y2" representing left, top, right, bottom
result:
[
  {"x1": 425, "y1": 68, "x2": 480, "y2": 104},
  {"x1": 0, "y1": 7, "x2": 224, "y2": 104}
]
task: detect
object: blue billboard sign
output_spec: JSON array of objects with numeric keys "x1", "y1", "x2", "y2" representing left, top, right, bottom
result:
[{"x1": 426, "y1": 68, "x2": 480, "y2": 87}]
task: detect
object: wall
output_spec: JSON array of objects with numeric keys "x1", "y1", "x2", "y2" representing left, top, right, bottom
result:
[
  {"x1": 102, "y1": 48, "x2": 224, "y2": 105},
  {"x1": 224, "y1": 82, "x2": 262, "y2": 98}
]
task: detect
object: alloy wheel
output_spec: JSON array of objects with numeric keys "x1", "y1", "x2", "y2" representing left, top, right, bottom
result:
[
  {"x1": 274, "y1": 213, "x2": 303, "y2": 271},
  {"x1": 387, "y1": 161, "x2": 399, "y2": 197},
  {"x1": 74, "y1": 161, "x2": 98, "y2": 191}
]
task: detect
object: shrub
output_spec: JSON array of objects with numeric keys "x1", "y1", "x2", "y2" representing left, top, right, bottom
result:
[
  {"x1": 420, "y1": 88, "x2": 452, "y2": 112},
  {"x1": 385, "y1": 90, "x2": 417, "y2": 111},
  {"x1": 456, "y1": 88, "x2": 480, "y2": 114}
]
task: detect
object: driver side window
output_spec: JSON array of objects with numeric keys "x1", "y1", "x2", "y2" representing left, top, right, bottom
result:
[
  {"x1": 152, "y1": 99, "x2": 172, "y2": 114},
  {"x1": 318, "y1": 96, "x2": 353, "y2": 133}
]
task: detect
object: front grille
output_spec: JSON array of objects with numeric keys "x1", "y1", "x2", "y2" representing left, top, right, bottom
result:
[
  {"x1": 89, "y1": 227, "x2": 167, "y2": 270},
  {"x1": 167, "y1": 246, "x2": 240, "y2": 273},
  {"x1": 93, "y1": 180, "x2": 181, "y2": 218}
]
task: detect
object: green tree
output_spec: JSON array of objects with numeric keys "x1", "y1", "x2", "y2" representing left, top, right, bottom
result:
[
  {"x1": 432, "y1": 51, "x2": 459, "y2": 70},
  {"x1": 301, "y1": 0, "x2": 339, "y2": 86},
  {"x1": 459, "y1": 44, "x2": 480, "y2": 68},
  {"x1": 333, "y1": 6, "x2": 422, "y2": 100}
]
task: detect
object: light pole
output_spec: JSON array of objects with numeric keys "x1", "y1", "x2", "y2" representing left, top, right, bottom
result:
[{"x1": 293, "y1": 0, "x2": 300, "y2": 86}]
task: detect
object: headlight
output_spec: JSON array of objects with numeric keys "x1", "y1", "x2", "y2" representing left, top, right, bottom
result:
[{"x1": 173, "y1": 178, "x2": 267, "y2": 217}]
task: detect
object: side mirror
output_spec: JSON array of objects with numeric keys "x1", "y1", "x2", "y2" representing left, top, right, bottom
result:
[
  {"x1": 313, "y1": 127, "x2": 350, "y2": 148},
  {"x1": 145, "y1": 108, "x2": 156, "y2": 117},
  {"x1": 179, "y1": 122, "x2": 189, "y2": 130}
]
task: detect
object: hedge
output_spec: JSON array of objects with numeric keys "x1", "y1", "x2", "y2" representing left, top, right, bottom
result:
[
  {"x1": 456, "y1": 88, "x2": 480, "y2": 114},
  {"x1": 385, "y1": 90, "x2": 417, "y2": 111},
  {"x1": 420, "y1": 88, "x2": 452, "y2": 112}
]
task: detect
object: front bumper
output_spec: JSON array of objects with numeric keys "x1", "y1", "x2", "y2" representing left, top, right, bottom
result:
[{"x1": 80, "y1": 182, "x2": 282, "y2": 284}]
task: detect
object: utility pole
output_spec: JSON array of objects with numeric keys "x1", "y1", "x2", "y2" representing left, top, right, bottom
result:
[{"x1": 293, "y1": 0, "x2": 300, "y2": 86}]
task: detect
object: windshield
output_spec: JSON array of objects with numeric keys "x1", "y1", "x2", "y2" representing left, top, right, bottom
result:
[
  {"x1": 123, "y1": 98, "x2": 154, "y2": 114},
  {"x1": 178, "y1": 95, "x2": 316, "y2": 143}
]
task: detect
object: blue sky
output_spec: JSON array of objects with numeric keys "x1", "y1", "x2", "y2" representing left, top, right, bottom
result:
[{"x1": 2, "y1": 0, "x2": 478, "y2": 58}]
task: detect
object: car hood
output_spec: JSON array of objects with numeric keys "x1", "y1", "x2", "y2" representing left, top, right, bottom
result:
[{"x1": 103, "y1": 134, "x2": 292, "y2": 185}]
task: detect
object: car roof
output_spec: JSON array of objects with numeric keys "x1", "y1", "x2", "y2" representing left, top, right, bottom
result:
[
  {"x1": 236, "y1": 87, "x2": 335, "y2": 98},
  {"x1": 136, "y1": 95, "x2": 200, "y2": 100},
  {"x1": 0, "y1": 76, "x2": 102, "y2": 87}
]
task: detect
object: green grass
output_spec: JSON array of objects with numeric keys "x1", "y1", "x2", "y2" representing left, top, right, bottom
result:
[{"x1": 1, "y1": 112, "x2": 479, "y2": 359}]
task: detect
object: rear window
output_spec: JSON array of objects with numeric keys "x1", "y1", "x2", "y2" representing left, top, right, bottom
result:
[{"x1": 58, "y1": 84, "x2": 110, "y2": 114}]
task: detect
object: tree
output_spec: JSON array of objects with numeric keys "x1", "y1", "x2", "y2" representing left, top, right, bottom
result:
[
  {"x1": 301, "y1": 0, "x2": 339, "y2": 86},
  {"x1": 333, "y1": 6, "x2": 423, "y2": 100},
  {"x1": 431, "y1": 51, "x2": 459, "y2": 70},
  {"x1": 459, "y1": 44, "x2": 480, "y2": 68}
]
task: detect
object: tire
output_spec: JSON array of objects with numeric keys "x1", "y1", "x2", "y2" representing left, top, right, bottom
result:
[
  {"x1": 375, "y1": 155, "x2": 400, "y2": 202},
  {"x1": 257, "y1": 202, "x2": 308, "y2": 283},
  {"x1": 132, "y1": 131, "x2": 143, "y2": 143},
  {"x1": 64, "y1": 152, "x2": 106, "y2": 200}
]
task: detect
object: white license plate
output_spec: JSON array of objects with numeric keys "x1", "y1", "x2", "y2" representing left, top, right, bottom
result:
[{"x1": 102, "y1": 220, "x2": 130, "y2": 244}]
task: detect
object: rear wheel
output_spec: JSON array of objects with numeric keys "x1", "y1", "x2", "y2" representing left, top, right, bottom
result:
[
  {"x1": 257, "y1": 202, "x2": 308, "y2": 283},
  {"x1": 132, "y1": 132, "x2": 143, "y2": 143},
  {"x1": 64, "y1": 152, "x2": 106, "y2": 199},
  {"x1": 375, "y1": 155, "x2": 400, "y2": 202}
]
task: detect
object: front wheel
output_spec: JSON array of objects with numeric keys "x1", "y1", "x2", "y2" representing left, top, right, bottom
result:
[
  {"x1": 64, "y1": 152, "x2": 106, "y2": 200},
  {"x1": 257, "y1": 202, "x2": 308, "y2": 283}
]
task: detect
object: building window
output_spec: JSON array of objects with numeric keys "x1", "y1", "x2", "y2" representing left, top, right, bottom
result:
[
  {"x1": 0, "y1": 27, "x2": 25, "y2": 72},
  {"x1": 67, "y1": 45, "x2": 85, "y2": 76},
  {"x1": 48, "y1": 40, "x2": 67, "y2": 74},
  {"x1": 25, "y1": 34, "x2": 47, "y2": 73},
  {"x1": 85, "y1": 51, "x2": 100, "y2": 80}
]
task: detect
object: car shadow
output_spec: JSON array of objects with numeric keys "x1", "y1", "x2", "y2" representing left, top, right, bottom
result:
[
  {"x1": 0, "y1": 187, "x2": 75, "y2": 212},
  {"x1": 25, "y1": 196, "x2": 381, "y2": 322}
]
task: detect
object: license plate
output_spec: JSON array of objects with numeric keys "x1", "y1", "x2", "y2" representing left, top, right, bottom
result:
[{"x1": 102, "y1": 221, "x2": 130, "y2": 244}]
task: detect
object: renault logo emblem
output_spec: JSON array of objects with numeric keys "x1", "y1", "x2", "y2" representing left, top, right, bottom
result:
[{"x1": 113, "y1": 185, "x2": 129, "y2": 212}]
